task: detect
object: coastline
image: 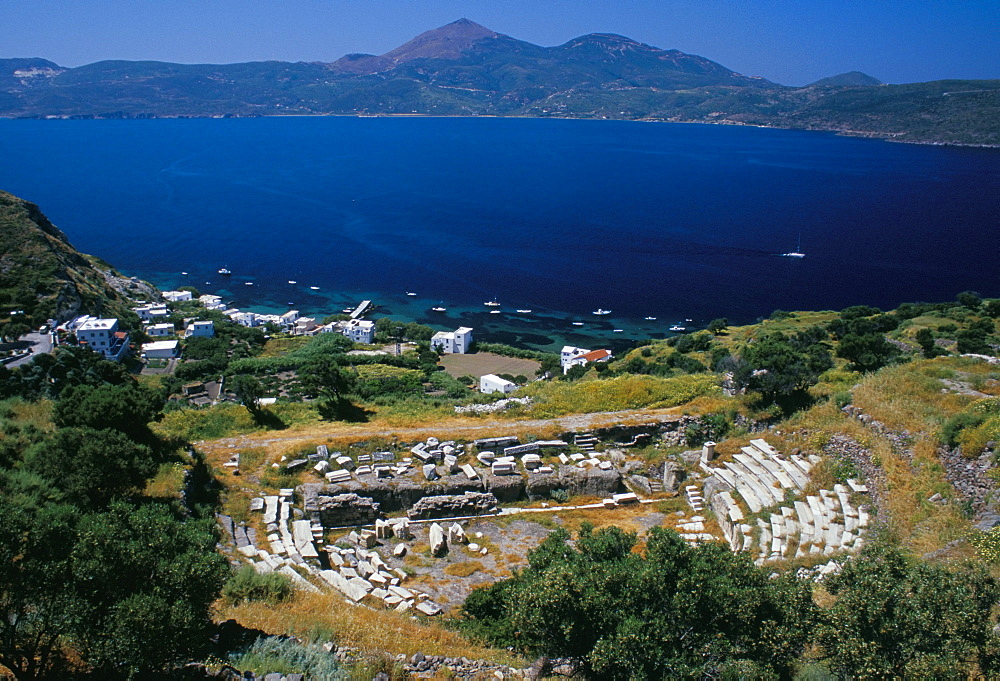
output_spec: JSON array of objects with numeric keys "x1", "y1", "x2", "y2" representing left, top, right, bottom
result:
[{"x1": 2, "y1": 111, "x2": 998, "y2": 149}]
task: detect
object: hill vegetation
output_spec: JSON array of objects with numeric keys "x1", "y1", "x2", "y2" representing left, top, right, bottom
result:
[
  {"x1": 1, "y1": 19, "x2": 998, "y2": 145},
  {"x1": 0, "y1": 191, "x2": 140, "y2": 339}
]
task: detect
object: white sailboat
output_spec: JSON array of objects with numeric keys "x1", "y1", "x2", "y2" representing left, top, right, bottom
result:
[{"x1": 781, "y1": 233, "x2": 805, "y2": 258}]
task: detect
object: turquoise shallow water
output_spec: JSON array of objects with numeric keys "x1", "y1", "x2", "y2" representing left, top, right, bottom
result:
[{"x1": 0, "y1": 116, "x2": 997, "y2": 351}]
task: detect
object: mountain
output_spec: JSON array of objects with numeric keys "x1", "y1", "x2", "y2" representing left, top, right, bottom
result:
[
  {"x1": 0, "y1": 20, "x2": 997, "y2": 145},
  {"x1": 810, "y1": 71, "x2": 882, "y2": 87},
  {"x1": 0, "y1": 191, "x2": 138, "y2": 336}
]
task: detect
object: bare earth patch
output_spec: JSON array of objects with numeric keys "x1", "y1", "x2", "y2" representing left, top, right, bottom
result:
[{"x1": 440, "y1": 351, "x2": 540, "y2": 379}]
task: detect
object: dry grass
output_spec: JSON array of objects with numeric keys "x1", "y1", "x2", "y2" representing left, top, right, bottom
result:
[
  {"x1": 442, "y1": 561, "x2": 483, "y2": 577},
  {"x1": 143, "y1": 460, "x2": 187, "y2": 500},
  {"x1": 852, "y1": 358, "x2": 975, "y2": 433},
  {"x1": 214, "y1": 591, "x2": 522, "y2": 665}
]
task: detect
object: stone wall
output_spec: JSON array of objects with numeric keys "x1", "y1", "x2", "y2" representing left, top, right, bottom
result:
[
  {"x1": 301, "y1": 490, "x2": 382, "y2": 527},
  {"x1": 406, "y1": 491, "x2": 499, "y2": 520}
]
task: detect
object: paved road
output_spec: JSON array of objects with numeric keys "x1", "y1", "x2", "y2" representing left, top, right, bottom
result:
[{"x1": 6, "y1": 331, "x2": 54, "y2": 369}]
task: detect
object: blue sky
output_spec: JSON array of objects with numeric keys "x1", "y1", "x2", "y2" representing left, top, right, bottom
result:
[{"x1": 4, "y1": 1, "x2": 998, "y2": 85}]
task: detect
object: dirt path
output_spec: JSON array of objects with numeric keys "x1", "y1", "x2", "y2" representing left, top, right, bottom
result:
[{"x1": 198, "y1": 407, "x2": 685, "y2": 452}]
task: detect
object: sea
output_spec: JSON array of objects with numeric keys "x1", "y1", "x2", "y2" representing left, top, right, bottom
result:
[{"x1": 1, "y1": 116, "x2": 997, "y2": 352}]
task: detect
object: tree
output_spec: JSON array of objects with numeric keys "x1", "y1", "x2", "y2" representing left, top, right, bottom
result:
[
  {"x1": 228, "y1": 374, "x2": 264, "y2": 415},
  {"x1": 70, "y1": 501, "x2": 228, "y2": 678},
  {"x1": 736, "y1": 333, "x2": 832, "y2": 400},
  {"x1": 53, "y1": 383, "x2": 163, "y2": 442},
  {"x1": 299, "y1": 355, "x2": 355, "y2": 402},
  {"x1": 915, "y1": 327, "x2": 946, "y2": 358},
  {"x1": 836, "y1": 333, "x2": 900, "y2": 372},
  {"x1": 707, "y1": 317, "x2": 729, "y2": 334},
  {"x1": 819, "y1": 544, "x2": 1000, "y2": 678},
  {"x1": 25, "y1": 428, "x2": 157, "y2": 510},
  {"x1": 0, "y1": 503, "x2": 81, "y2": 681},
  {"x1": 461, "y1": 525, "x2": 815, "y2": 679},
  {"x1": 957, "y1": 290, "x2": 982, "y2": 310}
]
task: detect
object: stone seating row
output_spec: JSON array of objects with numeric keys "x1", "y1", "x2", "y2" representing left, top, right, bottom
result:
[{"x1": 704, "y1": 440, "x2": 819, "y2": 515}]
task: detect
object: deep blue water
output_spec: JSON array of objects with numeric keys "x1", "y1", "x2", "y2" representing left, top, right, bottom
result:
[{"x1": 1, "y1": 116, "x2": 997, "y2": 350}]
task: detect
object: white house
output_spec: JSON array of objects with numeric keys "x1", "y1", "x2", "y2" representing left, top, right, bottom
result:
[
  {"x1": 184, "y1": 320, "x2": 215, "y2": 338},
  {"x1": 431, "y1": 326, "x2": 473, "y2": 354},
  {"x1": 294, "y1": 317, "x2": 317, "y2": 336},
  {"x1": 198, "y1": 294, "x2": 226, "y2": 311},
  {"x1": 480, "y1": 374, "x2": 516, "y2": 395},
  {"x1": 76, "y1": 318, "x2": 130, "y2": 362},
  {"x1": 132, "y1": 304, "x2": 169, "y2": 323},
  {"x1": 325, "y1": 319, "x2": 375, "y2": 344},
  {"x1": 142, "y1": 339, "x2": 180, "y2": 359},
  {"x1": 561, "y1": 346, "x2": 612, "y2": 374},
  {"x1": 146, "y1": 323, "x2": 175, "y2": 338},
  {"x1": 278, "y1": 310, "x2": 300, "y2": 332},
  {"x1": 162, "y1": 290, "x2": 192, "y2": 302}
]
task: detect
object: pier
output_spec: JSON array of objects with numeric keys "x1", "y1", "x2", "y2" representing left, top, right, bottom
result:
[{"x1": 349, "y1": 300, "x2": 372, "y2": 319}]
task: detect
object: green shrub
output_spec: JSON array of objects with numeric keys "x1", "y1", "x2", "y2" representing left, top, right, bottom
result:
[
  {"x1": 227, "y1": 636, "x2": 345, "y2": 677},
  {"x1": 550, "y1": 488, "x2": 569, "y2": 503},
  {"x1": 941, "y1": 410, "x2": 986, "y2": 448},
  {"x1": 222, "y1": 565, "x2": 293, "y2": 606}
]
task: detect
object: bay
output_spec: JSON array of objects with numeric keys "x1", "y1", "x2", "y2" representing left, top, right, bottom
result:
[{"x1": 0, "y1": 116, "x2": 997, "y2": 351}]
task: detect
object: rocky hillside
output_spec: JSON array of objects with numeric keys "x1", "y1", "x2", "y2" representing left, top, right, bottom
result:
[{"x1": 0, "y1": 190, "x2": 140, "y2": 337}]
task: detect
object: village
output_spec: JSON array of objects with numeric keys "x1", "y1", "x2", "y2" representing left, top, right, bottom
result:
[{"x1": 51, "y1": 288, "x2": 619, "y2": 401}]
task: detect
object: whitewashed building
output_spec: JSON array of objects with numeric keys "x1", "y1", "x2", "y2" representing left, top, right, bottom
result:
[
  {"x1": 132, "y1": 304, "x2": 169, "y2": 323},
  {"x1": 184, "y1": 320, "x2": 215, "y2": 338},
  {"x1": 76, "y1": 318, "x2": 130, "y2": 362},
  {"x1": 199, "y1": 294, "x2": 226, "y2": 311},
  {"x1": 162, "y1": 290, "x2": 193, "y2": 302},
  {"x1": 561, "y1": 346, "x2": 612, "y2": 374},
  {"x1": 324, "y1": 319, "x2": 375, "y2": 344},
  {"x1": 431, "y1": 326, "x2": 473, "y2": 354},
  {"x1": 145, "y1": 323, "x2": 175, "y2": 338},
  {"x1": 142, "y1": 339, "x2": 180, "y2": 359},
  {"x1": 480, "y1": 374, "x2": 516, "y2": 395}
]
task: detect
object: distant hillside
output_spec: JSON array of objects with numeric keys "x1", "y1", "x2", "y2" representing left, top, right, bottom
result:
[
  {"x1": 0, "y1": 191, "x2": 137, "y2": 337},
  {"x1": 0, "y1": 19, "x2": 998, "y2": 145},
  {"x1": 810, "y1": 71, "x2": 882, "y2": 87}
]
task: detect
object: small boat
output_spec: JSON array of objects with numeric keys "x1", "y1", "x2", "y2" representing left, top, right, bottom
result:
[
  {"x1": 181, "y1": 271, "x2": 188, "y2": 275},
  {"x1": 613, "y1": 329, "x2": 624, "y2": 333},
  {"x1": 288, "y1": 280, "x2": 297, "y2": 284},
  {"x1": 431, "y1": 306, "x2": 447, "y2": 312},
  {"x1": 780, "y1": 234, "x2": 805, "y2": 258},
  {"x1": 670, "y1": 325, "x2": 686, "y2": 332},
  {"x1": 644, "y1": 316, "x2": 657, "y2": 321},
  {"x1": 244, "y1": 282, "x2": 253, "y2": 286},
  {"x1": 406, "y1": 292, "x2": 416, "y2": 296},
  {"x1": 341, "y1": 308, "x2": 352, "y2": 313},
  {"x1": 218, "y1": 268, "x2": 231, "y2": 276},
  {"x1": 593, "y1": 308, "x2": 611, "y2": 315},
  {"x1": 685, "y1": 318, "x2": 693, "y2": 322},
  {"x1": 516, "y1": 309, "x2": 532, "y2": 314},
  {"x1": 489, "y1": 310, "x2": 501, "y2": 314},
  {"x1": 484, "y1": 300, "x2": 500, "y2": 307},
  {"x1": 310, "y1": 286, "x2": 320, "y2": 290},
  {"x1": 571, "y1": 321, "x2": 584, "y2": 326}
]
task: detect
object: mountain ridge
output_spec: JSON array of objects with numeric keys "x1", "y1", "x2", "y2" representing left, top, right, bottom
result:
[{"x1": 1, "y1": 20, "x2": 998, "y2": 145}]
